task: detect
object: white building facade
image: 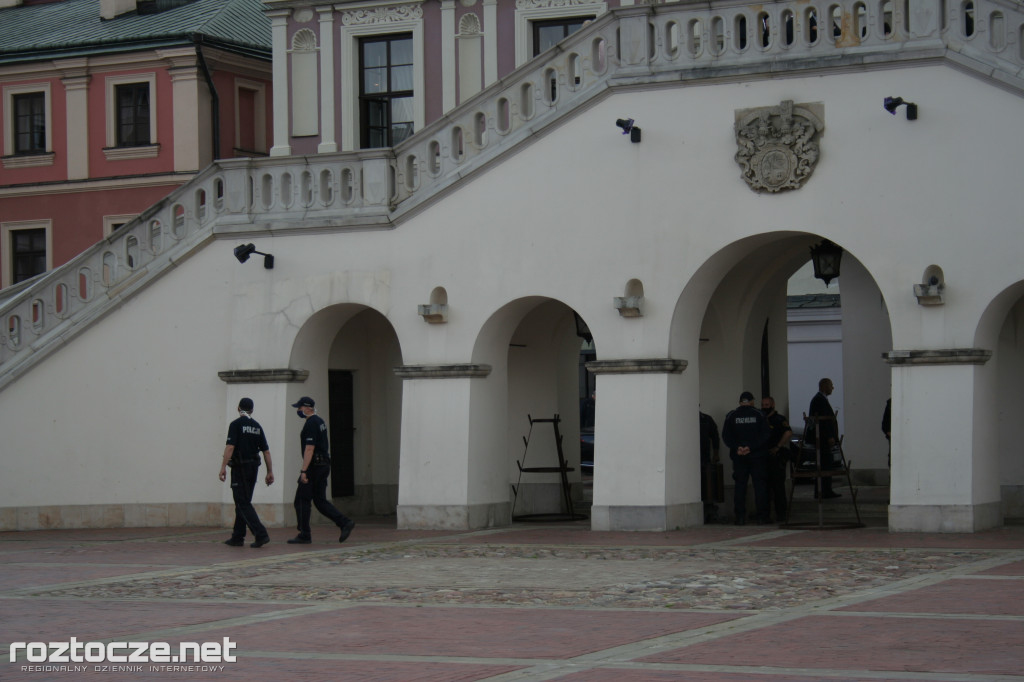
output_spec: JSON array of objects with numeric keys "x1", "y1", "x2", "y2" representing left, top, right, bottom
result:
[{"x1": 2, "y1": 0, "x2": 1023, "y2": 533}]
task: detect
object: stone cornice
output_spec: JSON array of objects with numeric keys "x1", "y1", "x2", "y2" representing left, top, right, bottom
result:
[
  {"x1": 218, "y1": 369, "x2": 310, "y2": 383},
  {"x1": 586, "y1": 359, "x2": 687, "y2": 375},
  {"x1": 394, "y1": 364, "x2": 491, "y2": 379},
  {"x1": 883, "y1": 349, "x2": 992, "y2": 366}
]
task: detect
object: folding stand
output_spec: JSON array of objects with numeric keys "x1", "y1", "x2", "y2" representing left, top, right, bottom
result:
[
  {"x1": 511, "y1": 414, "x2": 587, "y2": 522},
  {"x1": 783, "y1": 414, "x2": 863, "y2": 530}
]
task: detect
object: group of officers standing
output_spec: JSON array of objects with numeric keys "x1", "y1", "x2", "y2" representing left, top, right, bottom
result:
[
  {"x1": 217, "y1": 396, "x2": 355, "y2": 548},
  {"x1": 701, "y1": 377, "x2": 841, "y2": 525}
]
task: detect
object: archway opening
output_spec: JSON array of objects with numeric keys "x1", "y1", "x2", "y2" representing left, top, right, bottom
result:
[
  {"x1": 289, "y1": 305, "x2": 403, "y2": 518},
  {"x1": 677, "y1": 233, "x2": 893, "y2": 526}
]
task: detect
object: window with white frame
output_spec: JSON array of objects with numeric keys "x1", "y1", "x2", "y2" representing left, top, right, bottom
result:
[
  {"x1": 104, "y1": 73, "x2": 158, "y2": 159},
  {"x1": 103, "y1": 214, "x2": 138, "y2": 237},
  {"x1": 339, "y1": 3, "x2": 425, "y2": 151},
  {"x1": 2, "y1": 220, "x2": 52, "y2": 288},
  {"x1": 514, "y1": 1, "x2": 607, "y2": 67},
  {"x1": 2, "y1": 82, "x2": 53, "y2": 168}
]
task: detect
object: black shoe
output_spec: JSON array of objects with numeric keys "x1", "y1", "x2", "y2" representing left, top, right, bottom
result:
[
  {"x1": 286, "y1": 535, "x2": 311, "y2": 544},
  {"x1": 339, "y1": 520, "x2": 355, "y2": 543},
  {"x1": 815, "y1": 492, "x2": 842, "y2": 499},
  {"x1": 250, "y1": 537, "x2": 270, "y2": 548},
  {"x1": 224, "y1": 538, "x2": 244, "y2": 547}
]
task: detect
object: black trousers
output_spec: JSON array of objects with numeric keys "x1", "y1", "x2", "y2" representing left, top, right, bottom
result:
[
  {"x1": 732, "y1": 453, "x2": 769, "y2": 522},
  {"x1": 294, "y1": 464, "x2": 350, "y2": 538},
  {"x1": 230, "y1": 463, "x2": 268, "y2": 541},
  {"x1": 766, "y1": 453, "x2": 788, "y2": 521}
]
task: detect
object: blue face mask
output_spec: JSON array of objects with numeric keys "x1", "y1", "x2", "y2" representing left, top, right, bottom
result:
[{"x1": 296, "y1": 409, "x2": 305, "y2": 418}]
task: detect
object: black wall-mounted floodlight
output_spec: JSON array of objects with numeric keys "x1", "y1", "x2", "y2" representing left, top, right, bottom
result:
[
  {"x1": 615, "y1": 118, "x2": 642, "y2": 143},
  {"x1": 883, "y1": 96, "x2": 918, "y2": 120},
  {"x1": 233, "y1": 243, "x2": 274, "y2": 269}
]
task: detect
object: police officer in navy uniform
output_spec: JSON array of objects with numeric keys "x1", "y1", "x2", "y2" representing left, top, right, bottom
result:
[
  {"x1": 722, "y1": 391, "x2": 771, "y2": 525},
  {"x1": 761, "y1": 396, "x2": 793, "y2": 523},
  {"x1": 287, "y1": 396, "x2": 355, "y2": 545},
  {"x1": 219, "y1": 397, "x2": 274, "y2": 547}
]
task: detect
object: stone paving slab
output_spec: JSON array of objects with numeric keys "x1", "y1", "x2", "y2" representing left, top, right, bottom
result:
[
  {"x1": 837, "y1": 577, "x2": 1024, "y2": 615},
  {"x1": 0, "y1": 564, "x2": 169, "y2": 590},
  {"x1": 193, "y1": 606, "x2": 740, "y2": 659},
  {"x1": 0, "y1": 598, "x2": 286, "y2": 644},
  {"x1": 977, "y1": 559, "x2": 1024, "y2": 575},
  {"x1": 643, "y1": 614, "x2": 1024, "y2": 677}
]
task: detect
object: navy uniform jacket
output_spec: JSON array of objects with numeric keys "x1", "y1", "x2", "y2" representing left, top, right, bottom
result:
[
  {"x1": 721, "y1": 405, "x2": 770, "y2": 456},
  {"x1": 226, "y1": 415, "x2": 268, "y2": 466},
  {"x1": 300, "y1": 413, "x2": 331, "y2": 464},
  {"x1": 805, "y1": 392, "x2": 837, "y2": 445},
  {"x1": 765, "y1": 411, "x2": 791, "y2": 452}
]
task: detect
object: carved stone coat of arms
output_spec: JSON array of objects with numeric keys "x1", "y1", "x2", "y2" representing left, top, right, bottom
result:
[{"x1": 734, "y1": 100, "x2": 824, "y2": 193}]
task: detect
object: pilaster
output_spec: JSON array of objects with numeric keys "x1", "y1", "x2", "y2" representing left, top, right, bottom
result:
[
  {"x1": 884, "y1": 349, "x2": 1001, "y2": 532},
  {"x1": 269, "y1": 10, "x2": 293, "y2": 157},
  {"x1": 57, "y1": 60, "x2": 90, "y2": 180},
  {"x1": 317, "y1": 6, "x2": 338, "y2": 153},
  {"x1": 587, "y1": 359, "x2": 701, "y2": 531},
  {"x1": 441, "y1": 0, "x2": 456, "y2": 112},
  {"x1": 395, "y1": 364, "x2": 507, "y2": 530}
]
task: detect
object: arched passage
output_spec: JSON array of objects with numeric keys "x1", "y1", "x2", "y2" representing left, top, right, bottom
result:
[
  {"x1": 671, "y1": 233, "x2": 893, "y2": 524},
  {"x1": 288, "y1": 304, "x2": 403, "y2": 517},
  {"x1": 468, "y1": 297, "x2": 595, "y2": 523},
  {"x1": 974, "y1": 281, "x2": 1024, "y2": 522}
]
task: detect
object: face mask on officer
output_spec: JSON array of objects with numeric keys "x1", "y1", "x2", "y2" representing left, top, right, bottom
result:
[{"x1": 296, "y1": 409, "x2": 305, "y2": 418}]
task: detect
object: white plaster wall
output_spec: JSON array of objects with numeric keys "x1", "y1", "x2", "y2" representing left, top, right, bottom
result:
[
  {"x1": 839, "y1": 257, "x2": 892, "y2": 473},
  {"x1": 0, "y1": 245, "x2": 236, "y2": 508},
  {"x1": 4, "y1": 62, "x2": 1024, "y2": 519}
]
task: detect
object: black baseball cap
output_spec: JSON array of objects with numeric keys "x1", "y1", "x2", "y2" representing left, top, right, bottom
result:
[
  {"x1": 238, "y1": 397, "x2": 254, "y2": 411},
  {"x1": 739, "y1": 391, "x2": 755, "y2": 403},
  {"x1": 292, "y1": 396, "x2": 315, "y2": 408}
]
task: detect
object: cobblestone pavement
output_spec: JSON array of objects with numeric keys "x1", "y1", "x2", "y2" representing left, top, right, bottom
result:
[{"x1": 2, "y1": 521, "x2": 1023, "y2": 681}]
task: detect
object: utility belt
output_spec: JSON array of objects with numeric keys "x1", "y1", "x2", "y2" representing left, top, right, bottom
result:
[
  {"x1": 310, "y1": 452, "x2": 330, "y2": 466},
  {"x1": 229, "y1": 456, "x2": 260, "y2": 468}
]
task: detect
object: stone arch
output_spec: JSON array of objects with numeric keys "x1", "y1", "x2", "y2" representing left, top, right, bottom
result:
[
  {"x1": 973, "y1": 281, "x2": 1024, "y2": 521},
  {"x1": 467, "y1": 296, "x2": 595, "y2": 524},
  {"x1": 288, "y1": 303, "x2": 403, "y2": 515},
  {"x1": 669, "y1": 232, "x2": 893, "y2": 523}
]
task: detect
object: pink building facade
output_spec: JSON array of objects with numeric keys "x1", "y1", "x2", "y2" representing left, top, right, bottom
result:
[{"x1": 0, "y1": 0, "x2": 272, "y2": 289}]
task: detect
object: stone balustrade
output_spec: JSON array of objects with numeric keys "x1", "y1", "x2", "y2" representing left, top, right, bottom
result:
[{"x1": 2, "y1": 0, "x2": 1022, "y2": 389}]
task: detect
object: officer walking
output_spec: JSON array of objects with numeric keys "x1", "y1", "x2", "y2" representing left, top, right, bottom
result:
[
  {"x1": 219, "y1": 397, "x2": 274, "y2": 547},
  {"x1": 722, "y1": 391, "x2": 771, "y2": 525},
  {"x1": 761, "y1": 396, "x2": 793, "y2": 523},
  {"x1": 287, "y1": 396, "x2": 355, "y2": 545}
]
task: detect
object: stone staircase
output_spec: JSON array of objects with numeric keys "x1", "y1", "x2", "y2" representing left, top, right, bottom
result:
[{"x1": 4, "y1": 0, "x2": 1024, "y2": 392}]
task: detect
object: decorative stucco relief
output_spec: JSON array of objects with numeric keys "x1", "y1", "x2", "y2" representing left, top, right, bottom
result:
[
  {"x1": 515, "y1": 0, "x2": 598, "y2": 8},
  {"x1": 342, "y1": 4, "x2": 424, "y2": 26},
  {"x1": 734, "y1": 100, "x2": 824, "y2": 193}
]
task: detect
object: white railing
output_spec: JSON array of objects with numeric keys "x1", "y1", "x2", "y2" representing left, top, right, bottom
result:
[{"x1": 2, "y1": 0, "x2": 1023, "y2": 389}]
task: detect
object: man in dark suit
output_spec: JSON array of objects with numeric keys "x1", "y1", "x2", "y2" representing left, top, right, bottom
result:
[{"x1": 805, "y1": 378, "x2": 840, "y2": 498}]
